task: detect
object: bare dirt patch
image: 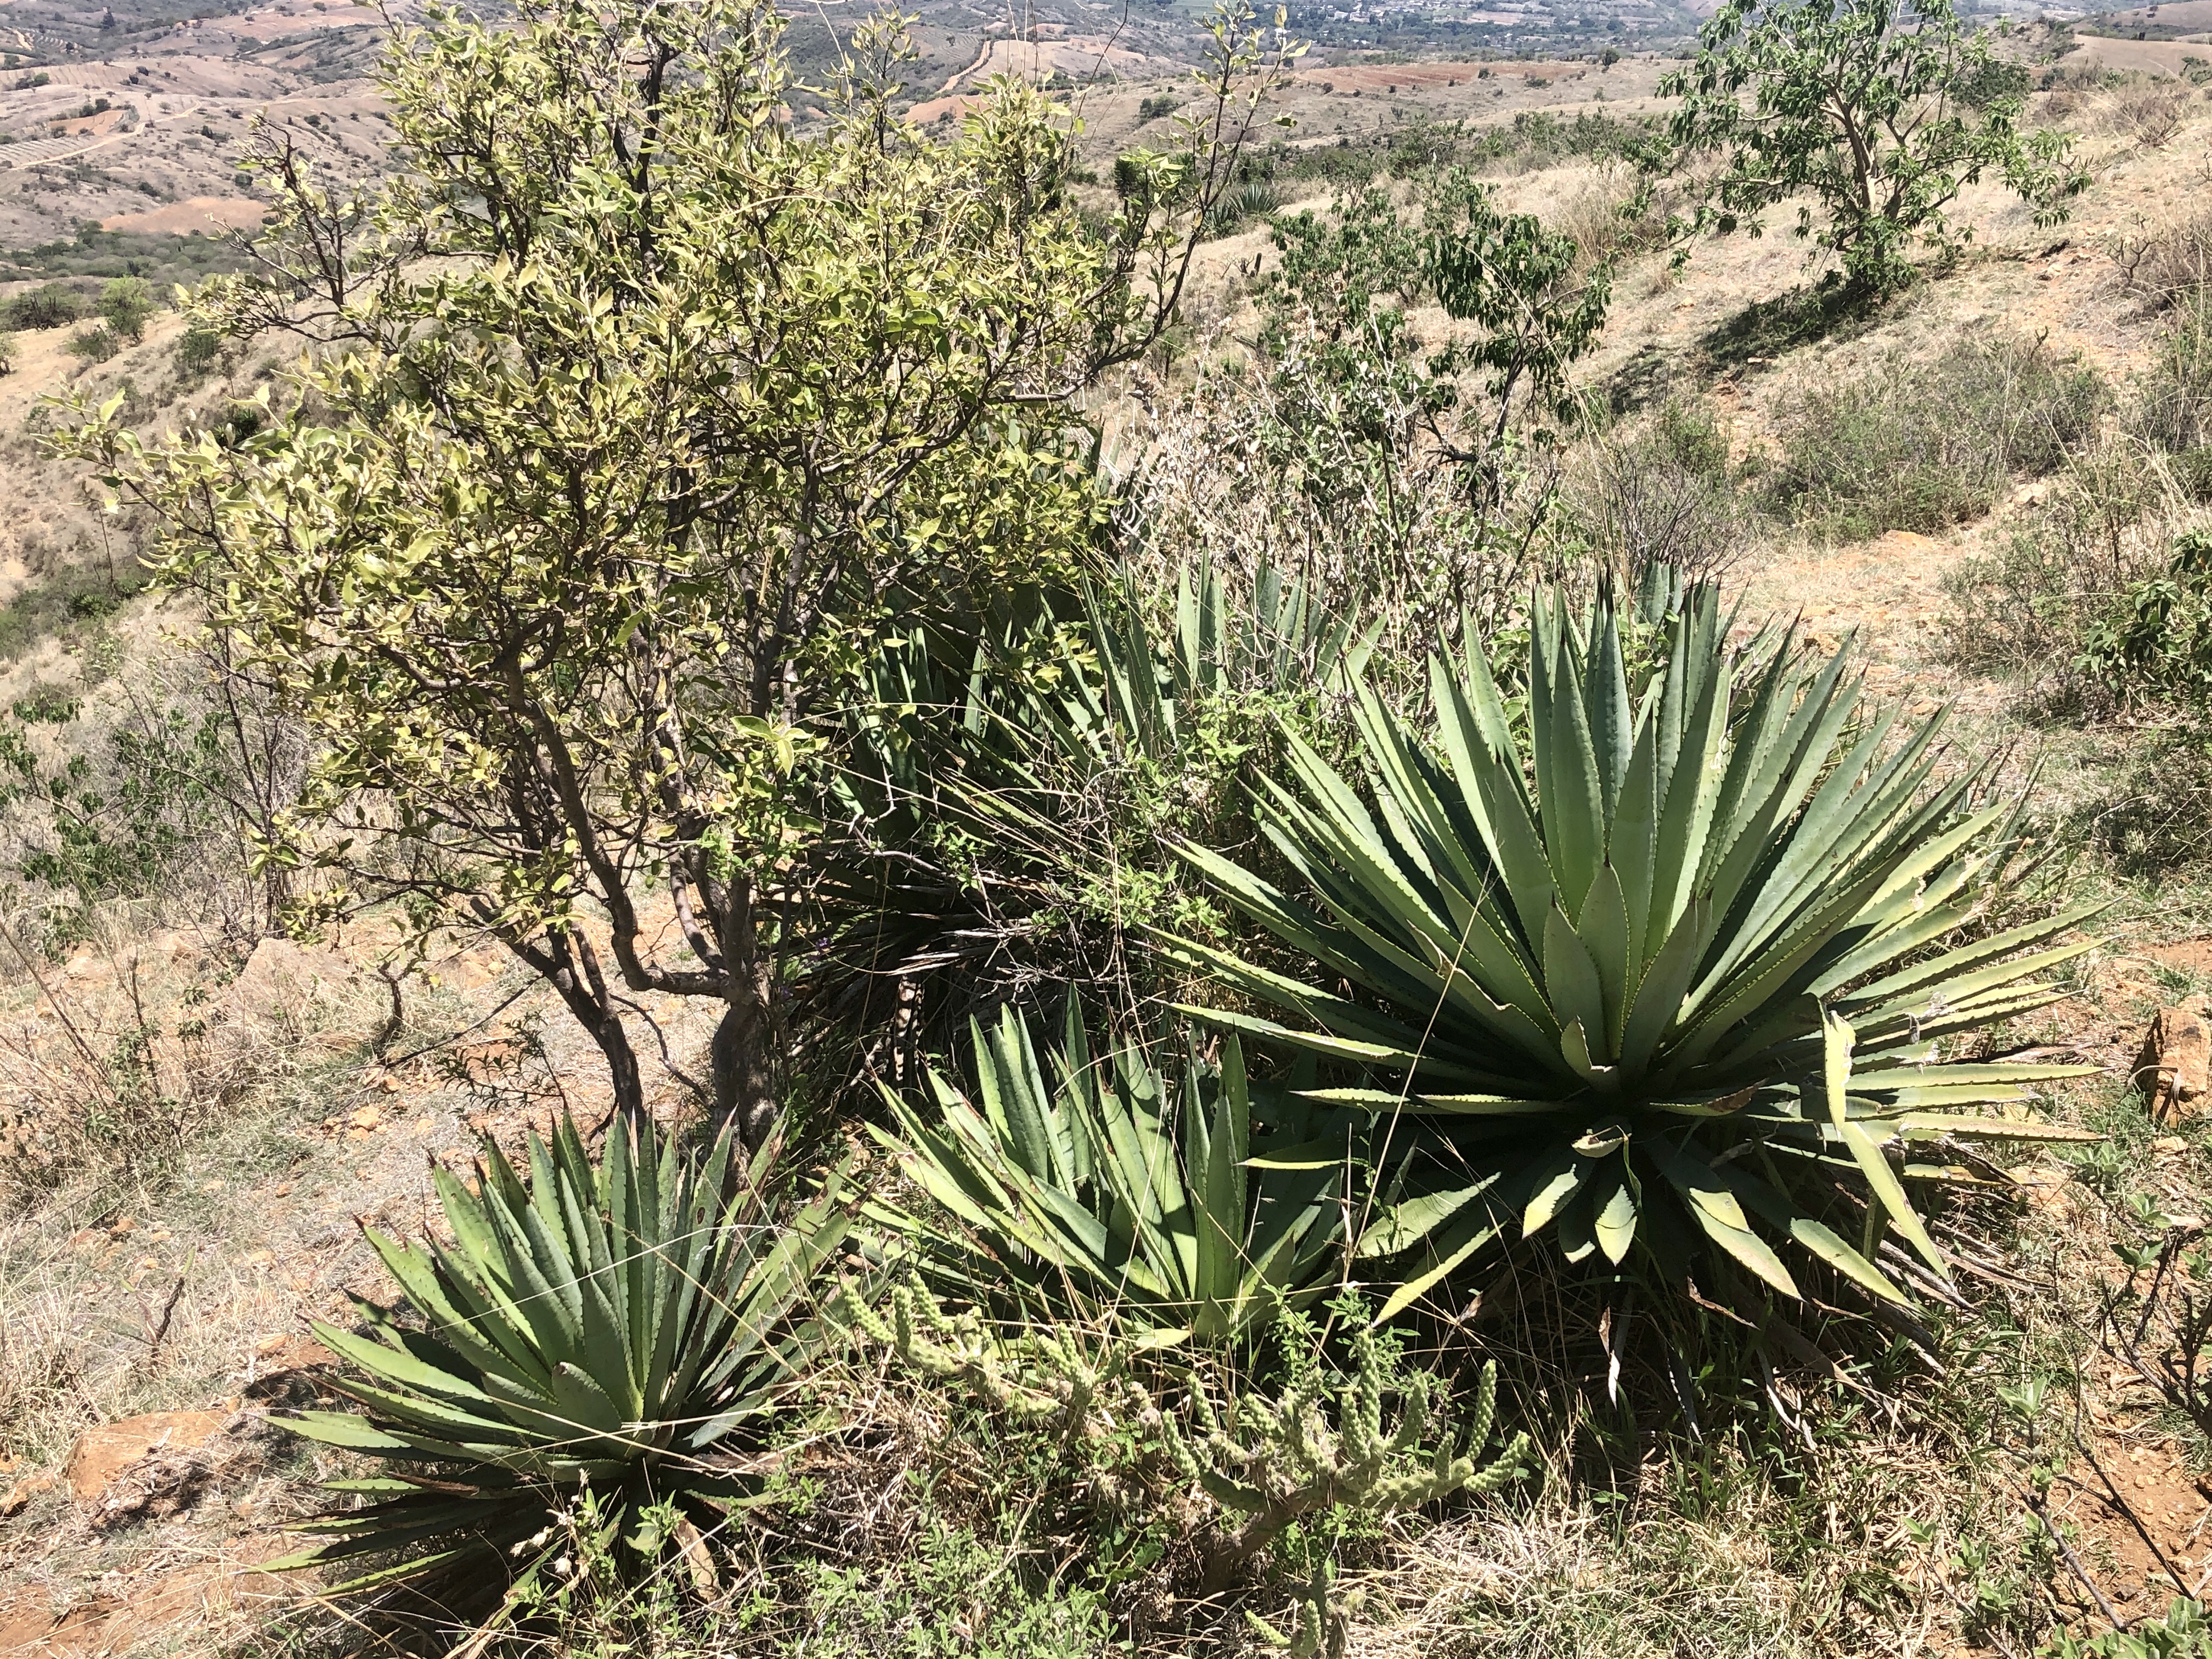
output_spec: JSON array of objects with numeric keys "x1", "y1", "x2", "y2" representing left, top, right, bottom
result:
[
  {"x1": 2064, "y1": 36, "x2": 2212, "y2": 73},
  {"x1": 98, "y1": 195, "x2": 264, "y2": 235}
]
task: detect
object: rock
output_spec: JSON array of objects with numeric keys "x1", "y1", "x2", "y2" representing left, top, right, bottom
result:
[
  {"x1": 65, "y1": 1410, "x2": 234, "y2": 1509},
  {"x1": 224, "y1": 937, "x2": 382, "y2": 1049},
  {"x1": 2134, "y1": 1007, "x2": 2211, "y2": 1121},
  {"x1": 0, "y1": 1472, "x2": 54, "y2": 1517},
  {"x1": 242, "y1": 1334, "x2": 337, "y2": 1406}
]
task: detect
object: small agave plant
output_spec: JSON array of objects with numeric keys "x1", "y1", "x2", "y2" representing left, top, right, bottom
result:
[
  {"x1": 870, "y1": 1004, "x2": 1350, "y2": 1343},
  {"x1": 1173, "y1": 578, "x2": 2103, "y2": 1318},
  {"x1": 274, "y1": 1115, "x2": 848, "y2": 1620}
]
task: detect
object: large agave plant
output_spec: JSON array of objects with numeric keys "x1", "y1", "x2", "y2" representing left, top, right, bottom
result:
[
  {"x1": 871, "y1": 1005, "x2": 1349, "y2": 1342},
  {"x1": 275, "y1": 1115, "x2": 849, "y2": 1607},
  {"x1": 1173, "y1": 581, "x2": 2102, "y2": 1318}
]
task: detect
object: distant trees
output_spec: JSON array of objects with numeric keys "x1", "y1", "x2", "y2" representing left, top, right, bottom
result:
[
  {"x1": 59, "y1": 0, "x2": 1288, "y2": 1142},
  {"x1": 95, "y1": 277, "x2": 154, "y2": 344},
  {"x1": 1660, "y1": 0, "x2": 2083, "y2": 299}
]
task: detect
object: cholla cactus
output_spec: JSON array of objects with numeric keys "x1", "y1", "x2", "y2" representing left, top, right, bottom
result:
[
  {"x1": 1164, "y1": 1330, "x2": 1529, "y2": 1589},
  {"x1": 1246, "y1": 1557, "x2": 1357, "y2": 1659},
  {"x1": 840, "y1": 1268, "x2": 1105, "y2": 1434}
]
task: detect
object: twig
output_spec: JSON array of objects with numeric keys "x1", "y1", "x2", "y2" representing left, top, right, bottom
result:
[
  {"x1": 2021, "y1": 1481, "x2": 2128, "y2": 1634},
  {"x1": 142, "y1": 1262, "x2": 190, "y2": 1366}
]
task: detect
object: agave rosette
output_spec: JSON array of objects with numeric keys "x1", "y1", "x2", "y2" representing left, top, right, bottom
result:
[
  {"x1": 871, "y1": 1005, "x2": 1348, "y2": 1342},
  {"x1": 1169, "y1": 580, "x2": 2102, "y2": 1317},
  {"x1": 275, "y1": 1115, "x2": 848, "y2": 1601}
]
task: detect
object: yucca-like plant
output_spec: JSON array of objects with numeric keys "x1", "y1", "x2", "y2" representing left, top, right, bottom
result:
[
  {"x1": 1173, "y1": 580, "x2": 2102, "y2": 1318},
  {"x1": 870, "y1": 1005, "x2": 1348, "y2": 1342},
  {"x1": 275, "y1": 1115, "x2": 849, "y2": 1610}
]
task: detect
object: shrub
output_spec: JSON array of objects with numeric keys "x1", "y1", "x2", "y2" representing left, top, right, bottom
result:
[
  {"x1": 847, "y1": 1279, "x2": 1529, "y2": 1643},
  {"x1": 2112, "y1": 209, "x2": 2212, "y2": 311},
  {"x1": 1562, "y1": 396, "x2": 1753, "y2": 590},
  {"x1": 2, "y1": 283, "x2": 83, "y2": 331},
  {"x1": 1174, "y1": 578, "x2": 2102, "y2": 1322},
  {"x1": 2132, "y1": 285, "x2": 2212, "y2": 464},
  {"x1": 2103, "y1": 76, "x2": 2188, "y2": 148},
  {"x1": 804, "y1": 556, "x2": 1363, "y2": 1083},
  {"x1": 2093, "y1": 725, "x2": 2212, "y2": 878},
  {"x1": 64, "y1": 325, "x2": 119, "y2": 364},
  {"x1": 1765, "y1": 332, "x2": 2106, "y2": 542},
  {"x1": 2053, "y1": 1597, "x2": 2212, "y2": 1657},
  {"x1": 61, "y1": 0, "x2": 1290, "y2": 1144},
  {"x1": 275, "y1": 1115, "x2": 851, "y2": 1626},
  {"x1": 173, "y1": 325, "x2": 222, "y2": 376},
  {"x1": 1942, "y1": 438, "x2": 2198, "y2": 700},
  {"x1": 95, "y1": 276, "x2": 154, "y2": 343},
  {"x1": 1139, "y1": 93, "x2": 1180, "y2": 121},
  {"x1": 1661, "y1": 0, "x2": 2083, "y2": 298},
  {"x1": 2076, "y1": 529, "x2": 2212, "y2": 710}
]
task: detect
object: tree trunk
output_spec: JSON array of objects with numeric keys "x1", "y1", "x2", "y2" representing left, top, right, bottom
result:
[
  {"x1": 593, "y1": 1008, "x2": 648, "y2": 1128},
  {"x1": 711, "y1": 973, "x2": 779, "y2": 1152}
]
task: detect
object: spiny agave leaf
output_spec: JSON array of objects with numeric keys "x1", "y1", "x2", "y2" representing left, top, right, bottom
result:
[
  {"x1": 1521, "y1": 1141, "x2": 1589, "y2": 1237},
  {"x1": 1825, "y1": 1011, "x2": 1949, "y2": 1284},
  {"x1": 1708, "y1": 1159, "x2": 1908, "y2": 1306},
  {"x1": 878, "y1": 1008, "x2": 1341, "y2": 1341},
  {"x1": 1413, "y1": 1092, "x2": 1583, "y2": 1116},
  {"x1": 1645, "y1": 1137, "x2": 1801, "y2": 1300},
  {"x1": 1591, "y1": 1159, "x2": 1638, "y2": 1265},
  {"x1": 1892, "y1": 1113, "x2": 2102, "y2": 1143}
]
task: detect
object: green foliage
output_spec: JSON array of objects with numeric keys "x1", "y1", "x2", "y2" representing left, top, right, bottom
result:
[
  {"x1": 1138, "y1": 93, "x2": 1180, "y2": 121},
  {"x1": 1562, "y1": 396, "x2": 1752, "y2": 591},
  {"x1": 276, "y1": 1115, "x2": 850, "y2": 1618},
  {"x1": 2052, "y1": 1600, "x2": 2212, "y2": 1657},
  {"x1": 783, "y1": 1520, "x2": 1113, "y2": 1659},
  {"x1": 94, "y1": 275, "x2": 154, "y2": 343},
  {"x1": 2077, "y1": 531, "x2": 2212, "y2": 709},
  {"x1": 844, "y1": 1278, "x2": 1528, "y2": 1638},
  {"x1": 1424, "y1": 170, "x2": 1613, "y2": 465},
  {"x1": 64, "y1": 324, "x2": 119, "y2": 364},
  {"x1": 1660, "y1": 0, "x2": 2084, "y2": 297},
  {"x1": 1160, "y1": 1317, "x2": 1529, "y2": 1590},
  {"x1": 1765, "y1": 333, "x2": 2105, "y2": 541},
  {"x1": 0, "y1": 692, "x2": 230, "y2": 954},
  {"x1": 806, "y1": 557, "x2": 1364, "y2": 1076},
  {"x1": 173, "y1": 325, "x2": 222, "y2": 377},
  {"x1": 1237, "y1": 171, "x2": 1610, "y2": 637},
  {"x1": 1173, "y1": 578, "x2": 2103, "y2": 1319},
  {"x1": 2133, "y1": 286, "x2": 2212, "y2": 464},
  {"x1": 871, "y1": 1007, "x2": 1345, "y2": 1341},
  {"x1": 0, "y1": 282, "x2": 81, "y2": 331},
  {"x1": 0, "y1": 225, "x2": 250, "y2": 289},
  {"x1": 58, "y1": 0, "x2": 1291, "y2": 1137},
  {"x1": 1957, "y1": 54, "x2": 2033, "y2": 110}
]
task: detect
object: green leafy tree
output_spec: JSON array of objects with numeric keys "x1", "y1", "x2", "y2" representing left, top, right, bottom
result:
[
  {"x1": 95, "y1": 275, "x2": 155, "y2": 343},
  {"x1": 1423, "y1": 171, "x2": 1612, "y2": 506},
  {"x1": 1660, "y1": 0, "x2": 2083, "y2": 299},
  {"x1": 58, "y1": 0, "x2": 1290, "y2": 1141},
  {"x1": 1242, "y1": 174, "x2": 1610, "y2": 642}
]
